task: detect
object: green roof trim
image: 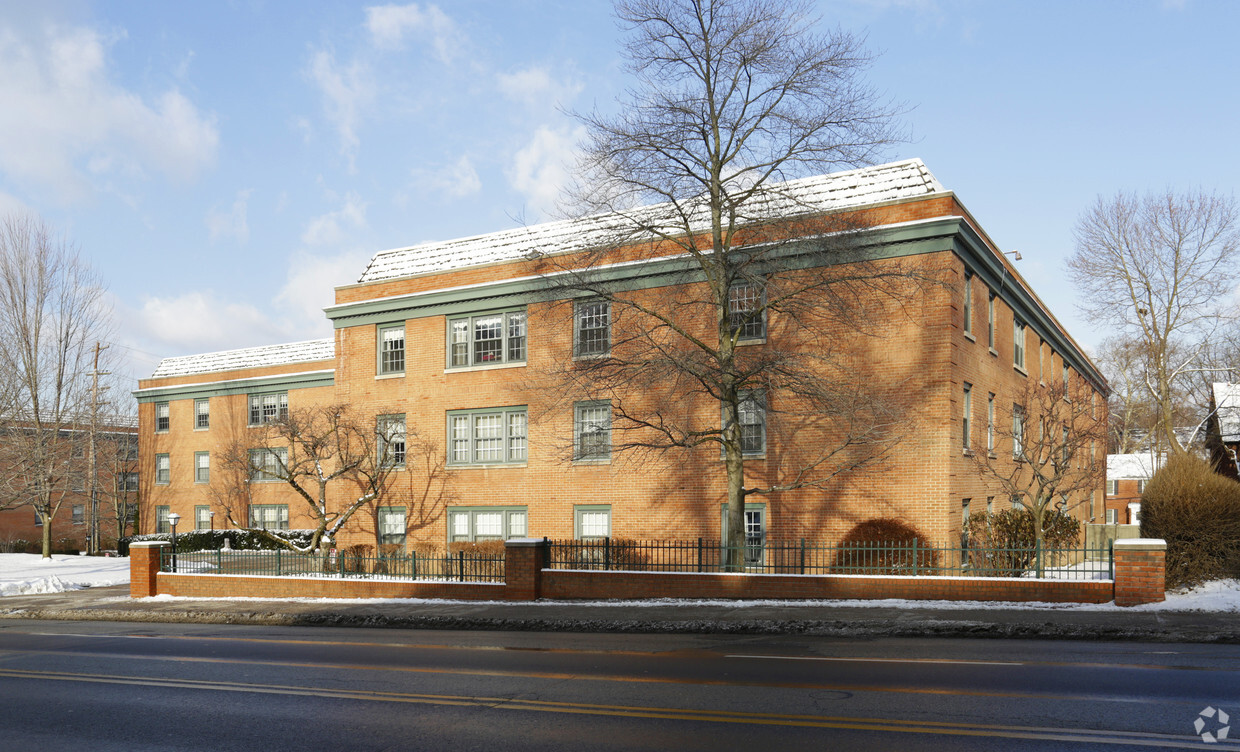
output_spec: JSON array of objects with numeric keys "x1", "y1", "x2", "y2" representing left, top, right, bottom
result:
[{"x1": 132, "y1": 370, "x2": 336, "y2": 404}]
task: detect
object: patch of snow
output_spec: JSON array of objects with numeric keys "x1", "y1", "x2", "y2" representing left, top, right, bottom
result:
[
  {"x1": 149, "y1": 338, "x2": 335, "y2": 378},
  {"x1": 1106, "y1": 452, "x2": 1162, "y2": 480},
  {"x1": 0, "y1": 553, "x2": 130, "y2": 597},
  {"x1": 1214, "y1": 383, "x2": 1240, "y2": 442}
]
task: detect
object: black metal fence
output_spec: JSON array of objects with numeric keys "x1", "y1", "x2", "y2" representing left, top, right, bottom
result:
[
  {"x1": 546, "y1": 538, "x2": 1113, "y2": 580},
  {"x1": 160, "y1": 548, "x2": 505, "y2": 583}
]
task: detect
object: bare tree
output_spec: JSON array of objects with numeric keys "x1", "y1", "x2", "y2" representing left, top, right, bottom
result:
[
  {"x1": 1069, "y1": 190, "x2": 1240, "y2": 456},
  {"x1": 968, "y1": 376, "x2": 1107, "y2": 554},
  {"x1": 211, "y1": 405, "x2": 408, "y2": 554},
  {"x1": 356, "y1": 434, "x2": 453, "y2": 554},
  {"x1": 0, "y1": 214, "x2": 112, "y2": 558},
  {"x1": 550, "y1": 0, "x2": 919, "y2": 567}
]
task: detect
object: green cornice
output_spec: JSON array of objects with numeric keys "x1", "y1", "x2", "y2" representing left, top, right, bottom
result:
[{"x1": 132, "y1": 370, "x2": 335, "y2": 404}]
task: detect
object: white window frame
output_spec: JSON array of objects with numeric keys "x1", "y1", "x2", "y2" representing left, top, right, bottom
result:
[
  {"x1": 447, "y1": 507, "x2": 527, "y2": 542},
  {"x1": 574, "y1": 300, "x2": 610, "y2": 358},
  {"x1": 1105, "y1": 508, "x2": 1118, "y2": 525},
  {"x1": 447, "y1": 407, "x2": 528, "y2": 465},
  {"x1": 729, "y1": 280, "x2": 766, "y2": 340},
  {"x1": 194, "y1": 451, "x2": 210, "y2": 484},
  {"x1": 1107, "y1": 479, "x2": 1119, "y2": 496},
  {"x1": 378, "y1": 414, "x2": 407, "y2": 468},
  {"x1": 378, "y1": 323, "x2": 406, "y2": 375},
  {"x1": 248, "y1": 392, "x2": 288, "y2": 426},
  {"x1": 378, "y1": 506, "x2": 407, "y2": 547},
  {"x1": 195, "y1": 398, "x2": 210, "y2": 430},
  {"x1": 155, "y1": 453, "x2": 170, "y2": 485},
  {"x1": 574, "y1": 401, "x2": 611, "y2": 461},
  {"x1": 446, "y1": 309, "x2": 527, "y2": 369},
  {"x1": 195, "y1": 505, "x2": 212, "y2": 531}
]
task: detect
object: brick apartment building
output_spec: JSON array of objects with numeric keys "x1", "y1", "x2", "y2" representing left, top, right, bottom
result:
[
  {"x1": 134, "y1": 159, "x2": 1107, "y2": 552},
  {"x1": 1104, "y1": 453, "x2": 1158, "y2": 526}
]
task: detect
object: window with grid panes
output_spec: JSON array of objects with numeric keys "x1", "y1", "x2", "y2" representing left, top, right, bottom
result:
[
  {"x1": 378, "y1": 506, "x2": 406, "y2": 546},
  {"x1": 447, "y1": 507, "x2": 527, "y2": 542},
  {"x1": 248, "y1": 447, "x2": 287, "y2": 482},
  {"x1": 1013, "y1": 319, "x2": 1026, "y2": 369},
  {"x1": 378, "y1": 414, "x2": 406, "y2": 467},
  {"x1": 155, "y1": 453, "x2": 170, "y2": 485},
  {"x1": 156, "y1": 505, "x2": 170, "y2": 534},
  {"x1": 721, "y1": 503, "x2": 765, "y2": 565},
  {"x1": 195, "y1": 398, "x2": 210, "y2": 429},
  {"x1": 574, "y1": 300, "x2": 610, "y2": 357},
  {"x1": 194, "y1": 451, "x2": 210, "y2": 483},
  {"x1": 575, "y1": 506, "x2": 611, "y2": 538},
  {"x1": 574, "y1": 401, "x2": 611, "y2": 461},
  {"x1": 724, "y1": 392, "x2": 766, "y2": 455},
  {"x1": 1012, "y1": 406, "x2": 1024, "y2": 458},
  {"x1": 729, "y1": 280, "x2": 765, "y2": 340},
  {"x1": 195, "y1": 505, "x2": 212, "y2": 530},
  {"x1": 378, "y1": 323, "x2": 405, "y2": 374},
  {"x1": 72, "y1": 504, "x2": 84, "y2": 524},
  {"x1": 155, "y1": 402, "x2": 169, "y2": 432},
  {"x1": 448, "y1": 407, "x2": 527, "y2": 465},
  {"x1": 447, "y1": 310, "x2": 526, "y2": 368},
  {"x1": 248, "y1": 392, "x2": 288, "y2": 425},
  {"x1": 249, "y1": 504, "x2": 289, "y2": 530},
  {"x1": 1107, "y1": 479, "x2": 1119, "y2": 496}
]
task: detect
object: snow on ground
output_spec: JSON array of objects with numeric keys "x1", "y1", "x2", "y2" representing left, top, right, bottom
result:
[{"x1": 0, "y1": 554, "x2": 130, "y2": 597}]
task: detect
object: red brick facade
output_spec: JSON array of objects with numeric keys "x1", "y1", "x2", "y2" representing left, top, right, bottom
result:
[{"x1": 133, "y1": 162, "x2": 1106, "y2": 557}]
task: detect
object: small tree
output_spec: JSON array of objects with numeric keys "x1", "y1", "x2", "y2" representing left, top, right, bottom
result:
[
  {"x1": 213, "y1": 405, "x2": 406, "y2": 554},
  {"x1": 356, "y1": 433, "x2": 454, "y2": 554},
  {"x1": 968, "y1": 375, "x2": 1105, "y2": 559}
]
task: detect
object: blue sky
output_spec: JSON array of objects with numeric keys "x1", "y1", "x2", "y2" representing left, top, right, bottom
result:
[{"x1": 0, "y1": 0, "x2": 1236, "y2": 385}]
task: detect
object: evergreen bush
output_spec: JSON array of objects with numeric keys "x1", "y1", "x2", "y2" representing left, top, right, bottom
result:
[
  {"x1": 831, "y1": 518, "x2": 939, "y2": 574},
  {"x1": 1140, "y1": 453, "x2": 1240, "y2": 589}
]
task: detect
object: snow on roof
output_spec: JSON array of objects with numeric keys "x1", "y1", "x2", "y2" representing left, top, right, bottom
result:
[
  {"x1": 1107, "y1": 453, "x2": 1162, "y2": 480},
  {"x1": 356, "y1": 158, "x2": 945, "y2": 284},
  {"x1": 150, "y1": 338, "x2": 335, "y2": 379},
  {"x1": 1214, "y1": 383, "x2": 1240, "y2": 442}
]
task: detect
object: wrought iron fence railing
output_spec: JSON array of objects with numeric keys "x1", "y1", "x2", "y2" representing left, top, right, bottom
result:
[
  {"x1": 546, "y1": 538, "x2": 1113, "y2": 580},
  {"x1": 160, "y1": 548, "x2": 505, "y2": 583}
]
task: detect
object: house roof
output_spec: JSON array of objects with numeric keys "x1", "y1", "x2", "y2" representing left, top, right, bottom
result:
[
  {"x1": 150, "y1": 338, "x2": 335, "y2": 379},
  {"x1": 1106, "y1": 453, "x2": 1162, "y2": 480},
  {"x1": 1214, "y1": 383, "x2": 1240, "y2": 442},
  {"x1": 354, "y1": 158, "x2": 946, "y2": 284}
]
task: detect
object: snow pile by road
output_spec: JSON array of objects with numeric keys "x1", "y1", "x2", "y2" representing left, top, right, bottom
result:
[{"x1": 0, "y1": 554, "x2": 130, "y2": 597}]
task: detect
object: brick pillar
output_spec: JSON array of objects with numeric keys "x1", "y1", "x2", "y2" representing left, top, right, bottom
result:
[
  {"x1": 504, "y1": 538, "x2": 548, "y2": 601},
  {"x1": 129, "y1": 541, "x2": 170, "y2": 598},
  {"x1": 1113, "y1": 538, "x2": 1166, "y2": 607}
]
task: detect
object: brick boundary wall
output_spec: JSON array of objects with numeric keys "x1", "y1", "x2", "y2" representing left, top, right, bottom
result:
[
  {"x1": 131, "y1": 537, "x2": 1167, "y2": 606},
  {"x1": 1112, "y1": 539, "x2": 1167, "y2": 607}
]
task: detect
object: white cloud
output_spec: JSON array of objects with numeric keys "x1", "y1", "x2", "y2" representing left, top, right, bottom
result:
[
  {"x1": 275, "y1": 248, "x2": 374, "y2": 332},
  {"x1": 506, "y1": 125, "x2": 584, "y2": 220},
  {"x1": 410, "y1": 155, "x2": 481, "y2": 199},
  {"x1": 306, "y1": 48, "x2": 375, "y2": 172},
  {"x1": 0, "y1": 22, "x2": 218, "y2": 202},
  {"x1": 364, "y1": 3, "x2": 462, "y2": 63},
  {"x1": 122, "y1": 291, "x2": 291, "y2": 357},
  {"x1": 301, "y1": 192, "x2": 368, "y2": 246},
  {"x1": 205, "y1": 189, "x2": 253, "y2": 244},
  {"x1": 497, "y1": 65, "x2": 583, "y2": 110}
]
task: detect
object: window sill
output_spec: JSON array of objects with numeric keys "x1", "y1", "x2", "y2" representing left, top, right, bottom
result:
[
  {"x1": 1014, "y1": 364, "x2": 1028, "y2": 377},
  {"x1": 962, "y1": 448, "x2": 974, "y2": 456},
  {"x1": 445, "y1": 361, "x2": 526, "y2": 374},
  {"x1": 194, "y1": 427, "x2": 209, "y2": 432},
  {"x1": 447, "y1": 463, "x2": 529, "y2": 470},
  {"x1": 572, "y1": 353, "x2": 610, "y2": 362},
  {"x1": 963, "y1": 332, "x2": 976, "y2": 342},
  {"x1": 375, "y1": 372, "x2": 405, "y2": 380},
  {"x1": 736, "y1": 337, "x2": 766, "y2": 347},
  {"x1": 572, "y1": 458, "x2": 612, "y2": 466},
  {"x1": 988, "y1": 348, "x2": 998, "y2": 357}
]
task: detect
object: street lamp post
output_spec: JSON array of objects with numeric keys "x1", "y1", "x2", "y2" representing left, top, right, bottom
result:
[
  {"x1": 209, "y1": 511, "x2": 215, "y2": 532},
  {"x1": 167, "y1": 512, "x2": 180, "y2": 572}
]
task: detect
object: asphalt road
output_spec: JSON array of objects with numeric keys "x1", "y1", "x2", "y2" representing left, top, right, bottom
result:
[{"x1": 0, "y1": 620, "x2": 1237, "y2": 751}]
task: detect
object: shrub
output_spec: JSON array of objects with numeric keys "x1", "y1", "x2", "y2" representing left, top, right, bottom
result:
[
  {"x1": 448, "y1": 540, "x2": 507, "y2": 579},
  {"x1": 964, "y1": 509, "x2": 1081, "y2": 576},
  {"x1": 1140, "y1": 453, "x2": 1240, "y2": 589},
  {"x1": 566, "y1": 537, "x2": 651, "y2": 570},
  {"x1": 831, "y1": 518, "x2": 938, "y2": 574},
  {"x1": 119, "y1": 529, "x2": 319, "y2": 555}
]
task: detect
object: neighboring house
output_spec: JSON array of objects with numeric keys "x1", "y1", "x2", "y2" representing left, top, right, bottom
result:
[
  {"x1": 1104, "y1": 453, "x2": 1159, "y2": 526},
  {"x1": 1206, "y1": 383, "x2": 1240, "y2": 480},
  {"x1": 0, "y1": 420, "x2": 140, "y2": 553},
  {"x1": 134, "y1": 159, "x2": 1107, "y2": 552}
]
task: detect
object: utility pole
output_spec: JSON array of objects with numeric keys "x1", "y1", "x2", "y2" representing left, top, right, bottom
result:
[{"x1": 88, "y1": 342, "x2": 109, "y2": 554}]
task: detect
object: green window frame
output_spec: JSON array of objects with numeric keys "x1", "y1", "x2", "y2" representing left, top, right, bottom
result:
[
  {"x1": 155, "y1": 402, "x2": 169, "y2": 433},
  {"x1": 962, "y1": 273, "x2": 973, "y2": 336},
  {"x1": 987, "y1": 292, "x2": 996, "y2": 349},
  {"x1": 987, "y1": 392, "x2": 995, "y2": 452},
  {"x1": 248, "y1": 391, "x2": 288, "y2": 426},
  {"x1": 729, "y1": 280, "x2": 766, "y2": 340},
  {"x1": 723, "y1": 391, "x2": 766, "y2": 455},
  {"x1": 721, "y1": 502, "x2": 766, "y2": 566},
  {"x1": 194, "y1": 505, "x2": 212, "y2": 531},
  {"x1": 155, "y1": 505, "x2": 170, "y2": 534},
  {"x1": 574, "y1": 505, "x2": 611, "y2": 539},
  {"x1": 378, "y1": 323, "x2": 406, "y2": 375},
  {"x1": 378, "y1": 506, "x2": 406, "y2": 547},
  {"x1": 447, "y1": 407, "x2": 528, "y2": 465},
  {"x1": 962, "y1": 383, "x2": 972, "y2": 449},
  {"x1": 1012, "y1": 405, "x2": 1024, "y2": 458},
  {"x1": 194, "y1": 451, "x2": 210, "y2": 484},
  {"x1": 573, "y1": 401, "x2": 611, "y2": 461},
  {"x1": 72, "y1": 504, "x2": 84, "y2": 525},
  {"x1": 447, "y1": 506, "x2": 527, "y2": 542},
  {"x1": 1013, "y1": 319, "x2": 1026, "y2": 369},
  {"x1": 249, "y1": 504, "x2": 289, "y2": 530},
  {"x1": 574, "y1": 300, "x2": 610, "y2": 357},
  {"x1": 194, "y1": 398, "x2": 210, "y2": 430},
  {"x1": 378, "y1": 414, "x2": 406, "y2": 468},
  {"x1": 446, "y1": 309, "x2": 527, "y2": 369},
  {"x1": 155, "y1": 453, "x2": 170, "y2": 485},
  {"x1": 248, "y1": 447, "x2": 288, "y2": 482}
]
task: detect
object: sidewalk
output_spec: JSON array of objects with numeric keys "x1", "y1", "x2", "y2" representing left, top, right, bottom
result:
[{"x1": 0, "y1": 585, "x2": 1236, "y2": 643}]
